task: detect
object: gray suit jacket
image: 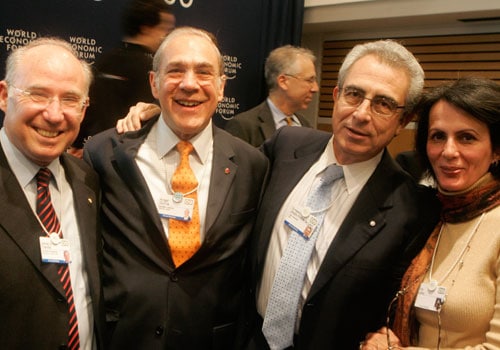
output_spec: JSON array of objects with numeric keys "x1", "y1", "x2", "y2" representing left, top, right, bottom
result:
[
  {"x1": 0, "y1": 147, "x2": 105, "y2": 349},
  {"x1": 225, "y1": 100, "x2": 312, "y2": 147},
  {"x1": 84, "y1": 116, "x2": 268, "y2": 350},
  {"x1": 248, "y1": 127, "x2": 440, "y2": 350}
]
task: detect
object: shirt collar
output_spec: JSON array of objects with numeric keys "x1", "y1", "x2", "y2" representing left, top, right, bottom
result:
[
  {"x1": 267, "y1": 98, "x2": 297, "y2": 125},
  {"x1": 0, "y1": 127, "x2": 62, "y2": 189},
  {"x1": 320, "y1": 136, "x2": 382, "y2": 194},
  {"x1": 156, "y1": 114, "x2": 213, "y2": 164}
]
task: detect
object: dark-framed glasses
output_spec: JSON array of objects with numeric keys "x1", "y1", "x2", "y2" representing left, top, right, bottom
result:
[
  {"x1": 339, "y1": 86, "x2": 405, "y2": 117},
  {"x1": 284, "y1": 73, "x2": 318, "y2": 86},
  {"x1": 10, "y1": 85, "x2": 89, "y2": 114}
]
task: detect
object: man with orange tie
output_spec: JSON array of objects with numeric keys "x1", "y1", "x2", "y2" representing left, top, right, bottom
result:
[
  {"x1": 224, "y1": 45, "x2": 318, "y2": 147},
  {"x1": 84, "y1": 26, "x2": 268, "y2": 349}
]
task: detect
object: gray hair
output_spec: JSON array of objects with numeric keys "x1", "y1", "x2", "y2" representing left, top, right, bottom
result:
[
  {"x1": 338, "y1": 39, "x2": 424, "y2": 115},
  {"x1": 265, "y1": 45, "x2": 316, "y2": 91},
  {"x1": 4, "y1": 37, "x2": 93, "y2": 95},
  {"x1": 152, "y1": 26, "x2": 224, "y2": 88}
]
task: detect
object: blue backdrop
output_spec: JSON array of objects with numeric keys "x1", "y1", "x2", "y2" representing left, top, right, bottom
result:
[{"x1": 0, "y1": 0, "x2": 304, "y2": 127}]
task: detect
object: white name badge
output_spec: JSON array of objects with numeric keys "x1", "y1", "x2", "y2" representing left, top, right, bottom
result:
[
  {"x1": 415, "y1": 281, "x2": 446, "y2": 311},
  {"x1": 39, "y1": 233, "x2": 72, "y2": 264},
  {"x1": 158, "y1": 195, "x2": 195, "y2": 222},
  {"x1": 284, "y1": 207, "x2": 318, "y2": 240}
]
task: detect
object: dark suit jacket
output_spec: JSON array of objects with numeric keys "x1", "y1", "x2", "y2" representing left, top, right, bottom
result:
[
  {"x1": 224, "y1": 100, "x2": 312, "y2": 147},
  {"x1": 248, "y1": 127, "x2": 440, "y2": 349},
  {"x1": 0, "y1": 148, "x2": 105, "y2": 349},
  {"x1": 84, "y1": 117, "x2": 269, "y2": 350}
]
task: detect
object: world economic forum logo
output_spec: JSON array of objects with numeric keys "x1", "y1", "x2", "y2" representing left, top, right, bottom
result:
[{"x1": 165, "y1": 0, "x2": 193, "y2": 8}]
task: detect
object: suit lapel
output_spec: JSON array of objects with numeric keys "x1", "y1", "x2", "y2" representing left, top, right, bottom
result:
[
  {"x1": 256, "y1": 137, "x2": 329, "y2": 270},
  {"x1": 307, "y1": 151, "x2": 395, "y2": 300},
  {"x1": 111, "y1": 120, "x2": 173, "y2": 268},
  {"x1": 61, "y1": 154, "x2": 101, "y2": 300},
  {"x1": 204, "y1": 128, "x2": 236, "y2": 233},
  {"x1": 258, "y1": 102, "x2": 277, "y2": 141},
  {"x1": 0, "y1": 146, "x2": 65, "y2": 296}
]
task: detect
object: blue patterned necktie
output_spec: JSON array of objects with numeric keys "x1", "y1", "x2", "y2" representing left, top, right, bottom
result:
[{"x1": 262, "y1": 164, "x2": 344, "y2": 350}]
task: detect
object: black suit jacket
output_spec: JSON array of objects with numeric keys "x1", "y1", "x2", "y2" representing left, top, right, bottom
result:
[
  {"x1": 224, "y1": 100, "x2": 312, "y2": 147},
  {"x1": 0, "y1": 148, "x2": 105, "y2": 349},
  {"x1": 84, "y1": 117, "x2": 269, "y2": 350},
  {"x1": 248, "y1": 127, "x2": 440, "y2": 349}
]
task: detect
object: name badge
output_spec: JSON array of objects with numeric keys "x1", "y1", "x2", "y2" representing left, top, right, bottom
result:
[
  {"x1": 415, "y1": 281, "x2": 446, "y2": 311},
  {"x1": 158, "y1": 195, "x2": 195, "y2": 222},
  {"x1": 284, "y1": 207, "x2": 318, "y2": 240},
  {"x1": 39, "y1": 233, "x2": 72, "y2": 264}
]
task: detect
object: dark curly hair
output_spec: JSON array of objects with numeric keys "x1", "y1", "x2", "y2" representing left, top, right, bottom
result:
[{"x1": 414, "y1": 77, "x2": 500, "y2": 179}]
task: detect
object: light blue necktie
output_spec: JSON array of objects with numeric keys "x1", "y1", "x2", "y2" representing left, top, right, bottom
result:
[{"x1": 262, "y1": 164, "x2": 344, "y2": 350}]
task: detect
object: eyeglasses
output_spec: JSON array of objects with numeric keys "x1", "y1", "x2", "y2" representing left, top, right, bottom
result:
[
  {"x1": 284, "y1": 74, "x2": 317, "y2": 86},
  {"x1": 339, "y1": 87, "x2": 405, "y2": 117},
  {"x1": 10, "y1": 85, "x2": 89, "y2": 114}
]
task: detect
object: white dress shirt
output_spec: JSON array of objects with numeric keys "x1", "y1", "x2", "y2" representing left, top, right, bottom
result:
[
  {"x1": 257, "y1": 136, "x2": 382, "y2": 326},
  {"x1": 135, "y1": 115, "x2": 213, "y2": 240}
]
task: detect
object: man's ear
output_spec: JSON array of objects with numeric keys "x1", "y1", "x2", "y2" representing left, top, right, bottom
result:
[{"x1": 0, "y1": 81, "x2": 9, "y2": 112}]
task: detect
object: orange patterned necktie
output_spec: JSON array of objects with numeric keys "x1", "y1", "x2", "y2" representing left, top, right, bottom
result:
[
  {"x1": 285, "y1": 116, "x2": 293, "y2": 126},
  {"x1": 169, "y1": 141, "x2": 201, "y2": 266}
]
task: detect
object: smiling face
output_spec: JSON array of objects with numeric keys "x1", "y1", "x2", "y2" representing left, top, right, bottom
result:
[
  {"x1": 332, "y1": 54, "x2": 409, "y2": 164},
  {"x1": 427, "y1": 100, "x2": 497, "y2": 192},
  {"x1": 0, "y1": 44, "x2": 88, "y2": 166},
  {"x1": 150, "y1": 32, "x2": 225, "y2": 140}
]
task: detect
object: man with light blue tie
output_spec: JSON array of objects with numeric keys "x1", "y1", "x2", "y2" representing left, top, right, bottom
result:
[{"x1": 246, "y1": 39, "x2": 441, "y2": 349}]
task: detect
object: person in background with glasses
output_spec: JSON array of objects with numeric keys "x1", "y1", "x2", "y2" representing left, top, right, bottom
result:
[
  {"x1": 361, "y1": 77, "x2": 500, "y2": 350},
  {"x1": 84, "y1": 26, "x2": 268, "y2": 349},
  {"x1": 224, "y1": 45, "x2": 317, "y2": 147},
  {"x1": 0, "y1": 37, "x2": 105, "y2": 349},
  {"x1": 117, "y1": 39, "x2": 441, "y2": 349}
]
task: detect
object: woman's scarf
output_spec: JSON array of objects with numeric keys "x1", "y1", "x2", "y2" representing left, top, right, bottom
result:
[{"x1": 392, "y1": 174, "x2": 500, "y2": 346}]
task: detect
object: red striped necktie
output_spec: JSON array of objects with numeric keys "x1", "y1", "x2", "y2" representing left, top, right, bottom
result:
[{"x1": 36, "y1": 168, "x2": 80, "y2": 350}]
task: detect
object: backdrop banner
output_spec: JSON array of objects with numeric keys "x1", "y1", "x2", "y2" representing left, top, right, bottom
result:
[{"x1": 0, "y1": 0, "x2": 303, "y2": 127}]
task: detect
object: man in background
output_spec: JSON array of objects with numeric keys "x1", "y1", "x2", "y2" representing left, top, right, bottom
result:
[
  {"x1": 224, "y1": 45, "x2": 317, "y2": 147},
  {"x1": 70, "y1": 0, "x2": 175, "y2": 157},
  {"x1": 0, "y1": 37, "x2": 104, "y2": 349}
]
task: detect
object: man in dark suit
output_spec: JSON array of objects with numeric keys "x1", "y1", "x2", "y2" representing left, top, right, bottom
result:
[
  {"x1": 225, "y1": 45, "x2": 317, "y2": 147},
  {"x1": 84, "y1": 27, "x2": 268, "y2": 349},
  {"x1": 0, "y1": 38, "x2": 104, "y2": 349},
  {"x1": 247, "y1": 40, "x2": 441, "y2": 349}
]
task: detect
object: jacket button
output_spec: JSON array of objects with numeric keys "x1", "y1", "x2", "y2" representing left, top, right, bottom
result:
[
  {"x1": 170, "y1": 273, "x2": 178, "y2": 282},
  {"x1": 155, "y1": 326, "x2": 164, "y2": 336}
]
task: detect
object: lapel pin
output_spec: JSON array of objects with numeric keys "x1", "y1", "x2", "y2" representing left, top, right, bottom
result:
[
  {"x1": 224, "y1": 167, "x2": 230, "y2": 175},
  {"x1": 88, "y1": 197, "x2": 93, "y2": 205},
  {"x1": 369, "y1": 220, "x2": 376, "y2": 227}
]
